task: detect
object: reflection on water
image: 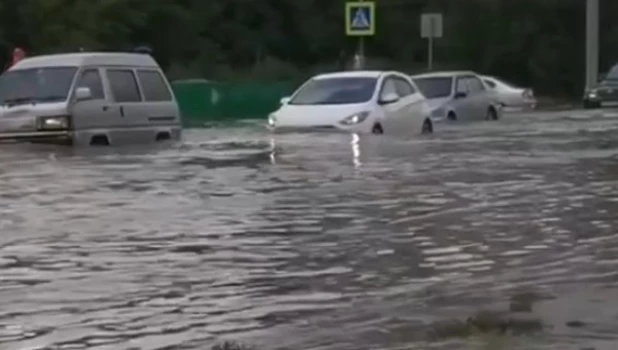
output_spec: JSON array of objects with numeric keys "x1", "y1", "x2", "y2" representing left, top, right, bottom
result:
[{"x1": 2, "y1": 112, "x2": 618, "y2": 350}]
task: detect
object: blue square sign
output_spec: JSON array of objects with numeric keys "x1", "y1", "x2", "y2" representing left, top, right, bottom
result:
[{"x1": 345, "y1": 2, "x2": 375, "y2": 36}]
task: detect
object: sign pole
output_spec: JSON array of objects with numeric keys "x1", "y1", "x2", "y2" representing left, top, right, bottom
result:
[
  {"x1": 345, "y1": 1, "x2": 375, "y2": 71},
  {"x1": 357, "y1": 0, "x2": 365, "y2": 70},
  {"x1": 428, "y1": 36, "x2": 433, "y2": 71},
  {"x1": 420, "y1": 13, "x2": 442, "y2": 72}
]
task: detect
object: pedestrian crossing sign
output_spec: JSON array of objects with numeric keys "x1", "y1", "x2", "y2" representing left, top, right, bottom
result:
[{"x1": 345, "y1": 2, "x2": 375, "y2": 36}]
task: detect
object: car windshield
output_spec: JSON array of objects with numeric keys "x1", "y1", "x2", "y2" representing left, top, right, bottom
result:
[
  {"x1": 605, "y1": 65, "x2": 618, "y2": 80},
  {"x1": 288, "y1": 77, "x2": 377, "y2": 105},
  {"x1": 412, "y1": 76, "x2": 453, "y2": 99},
  {"x1": 0, "y1": 67, "x2": 78, "y2": 106}
]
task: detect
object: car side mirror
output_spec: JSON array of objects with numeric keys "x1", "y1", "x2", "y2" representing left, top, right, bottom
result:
[
  {"x1": 280, "y1": 96, "x2": 291, "y2": 105},
  {"x1": 379, "y1": 92, "x2": 399, "y2": 105},
  {"x1": 454, "y1": 92, "x2": 467, "y2": 99},
  {"x1": 75, "y1": 87, "x2": 92, "y2": 101}
]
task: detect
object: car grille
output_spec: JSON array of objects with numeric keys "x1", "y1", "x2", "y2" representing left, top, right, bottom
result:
[{"x1": 597, "y1": 87, "x2": 618, "y2": 100}]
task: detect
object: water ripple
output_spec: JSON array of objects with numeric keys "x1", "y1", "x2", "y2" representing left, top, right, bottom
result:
[{"x1": 2, "y1": 115, "x2": 618, "y2": 349}]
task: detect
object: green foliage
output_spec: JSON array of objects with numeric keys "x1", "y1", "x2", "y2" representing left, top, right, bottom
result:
[{"x1": 0, "y1": 0, "x2": 614, "y2": 97}]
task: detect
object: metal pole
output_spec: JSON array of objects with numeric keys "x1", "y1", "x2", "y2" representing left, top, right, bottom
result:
[
  {"x1": 585, "y1": 0, "x2": 599, "y2": 90},
  {"x1": 428, "y1": 36, "x2": 433, "y2": 71}
]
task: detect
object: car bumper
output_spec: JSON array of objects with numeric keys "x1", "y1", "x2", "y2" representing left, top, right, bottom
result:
[
  {"x1": 0, "y1": 130, "x2": 72, "y2": 144},
  {"x1": 267, "y1": 124, "x2": 368, "y2": 134}
]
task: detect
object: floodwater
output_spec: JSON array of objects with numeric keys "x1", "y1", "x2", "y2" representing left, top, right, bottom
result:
[{"x1": 2, "y1": 110, "x2": 618, "y2": 350}]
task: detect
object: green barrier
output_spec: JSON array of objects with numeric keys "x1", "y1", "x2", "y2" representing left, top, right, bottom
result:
[{"x1": 171, "y1": 79, "x2": 297, "y2": 127}]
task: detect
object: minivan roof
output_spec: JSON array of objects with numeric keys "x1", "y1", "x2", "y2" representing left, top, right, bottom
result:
[{"x1": 9, "y1": 52, "x2": 160, "y2": 70}]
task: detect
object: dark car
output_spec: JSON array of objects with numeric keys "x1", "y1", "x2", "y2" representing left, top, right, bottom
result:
[{"x1": 583, "y1": 64, "x2": 618, "y2": 109}]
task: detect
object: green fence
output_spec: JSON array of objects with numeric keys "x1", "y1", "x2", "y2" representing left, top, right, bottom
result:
[{"x1": 171, "y1": 79, "x2": 297, "y2": 127}]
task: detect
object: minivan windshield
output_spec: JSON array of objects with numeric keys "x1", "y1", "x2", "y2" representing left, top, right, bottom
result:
[
  {"x1": 0, "y1": 67, "x2": 78, "y2": 106},
  {"x1": 412, "y1": 76, "x2": 453, "y2": 99},
  {"x1": 288, "y1": 77, "x2": 377, "y2": 105}
]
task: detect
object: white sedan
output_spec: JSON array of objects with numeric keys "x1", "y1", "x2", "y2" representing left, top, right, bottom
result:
[
  {"x1": 481, "y1": 75, "x2": 536, "y2": 111},
  {"x1": 267, "y1": 71, "x2": 433, "y2": 135}
]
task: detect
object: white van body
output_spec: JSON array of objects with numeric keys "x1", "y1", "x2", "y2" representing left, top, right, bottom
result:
[{"x1": 0, "y1": 52, "x2": 181, "y2": 146}]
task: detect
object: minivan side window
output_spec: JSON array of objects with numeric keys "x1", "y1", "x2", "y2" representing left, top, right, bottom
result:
[
  {"x1": 76, "y1": 69, "x2": 105, "y2": 99},
  {"x1": 137, "y1": 70, "x2": 172, "y2": 101},
  {"x1": 106, "y1": 69, "x2": 142, "y2": 103}
]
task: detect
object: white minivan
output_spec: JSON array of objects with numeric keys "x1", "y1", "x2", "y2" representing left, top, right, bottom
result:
[{"x1": 0, "y1": 52, "x2": 181, "y2": 146}]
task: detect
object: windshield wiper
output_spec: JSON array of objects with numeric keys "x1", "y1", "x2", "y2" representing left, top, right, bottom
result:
[
  {"x1": 35, "y1": 95, "x2": 66, "y2": 102},
  {"x1": 3, "y1": 96, "x2": 36, "y2": 106}
]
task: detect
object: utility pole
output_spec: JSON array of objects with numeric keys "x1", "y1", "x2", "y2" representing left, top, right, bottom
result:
[{"x1": 585, "y1": 0, "x2": 599, "y2": 90}]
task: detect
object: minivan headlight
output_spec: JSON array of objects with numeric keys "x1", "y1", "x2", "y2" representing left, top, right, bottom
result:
[
  {"x1": 37, "y1": 115, "x2": 69, "y2": 130},
  {"x1": 340, "y1": 111, "x2": 370, "y2": 125}
]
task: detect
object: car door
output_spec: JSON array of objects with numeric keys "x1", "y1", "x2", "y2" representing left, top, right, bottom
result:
[
  {"x1": 467, "y1": 75, "x2": 492, "y2": 119},
  {"x1": 392, "y1": 74, "x2": 426, "y2": 132},
  {"x1": 134, "y1": 69, "x2": 179, "y2": 130},
  {"x1": 69, "y1": 67, "x2": 125, "y2": 141},
  {"x1": 377, "y1": 75, "x2": 409, "y2": 133},
  {"x1": 452, "y1": 75, "x2": 474, "y2": 120},
  {"x1": 104, "y1": 68, "x2": 150, "y2": 144}
]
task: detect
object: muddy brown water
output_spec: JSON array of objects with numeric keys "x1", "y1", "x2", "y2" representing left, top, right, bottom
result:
[{"x1": 2, "y1": 109, "x2": 618, "y2": 350}]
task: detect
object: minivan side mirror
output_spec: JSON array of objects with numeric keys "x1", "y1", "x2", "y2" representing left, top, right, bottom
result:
[
  {"x1": 75, "y1": 87, "x2": 92, "y2": 101},
  {"x1": 280, "y1": 96, "x2": 291, "y2": 105},
  {"x1": 454, "y1": 92, "x2": 467, "y2": 99}
]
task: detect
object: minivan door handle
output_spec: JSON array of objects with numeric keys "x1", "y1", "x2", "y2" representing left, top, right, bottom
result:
[{"x1": 119, "y1": 106, "x2": 124, "y2": 117}]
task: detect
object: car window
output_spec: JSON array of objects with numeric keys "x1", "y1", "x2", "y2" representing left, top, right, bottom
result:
[
  {"x1": 393, "y1": 77, "x2": 416, "y2": 97},
  {"x1": 412, "y1": 76, "x2": 453, "y2": 99},
  {"x1": 137, "y1": 70, "x2": 172, "y2": 101},
  {"x1": 483, "y1": 79, "x2": 496, "y2": 88},
  {"x1": 106, "y1": 69, "x2": 142, "y2": 103},
  {"x1": 75, "y1": 69, "x2": 105, "y2": 100},
  {"x1": 380, "y1": 77, "x2": 398, "y2": 98},
  {"x1": 467, "y1": 76, "x2": 486, "y2": 94},
  {"x1": 455, "y1": 77, "x2": 468, "y2": 94}
]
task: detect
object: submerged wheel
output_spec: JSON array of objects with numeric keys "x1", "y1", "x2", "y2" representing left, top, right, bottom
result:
[
  {"x1": 421, "y1": 118, "x2": 433, "y2": 134},
  {"x1": 371, "y1": 123, "x2": 383, "y2": 134},
  {"x1": 447, "y1": 111, "x2": 457, "y2": 121},
  {"x1": 486, "y1": 107, "x2": 498, "y2": 121}
]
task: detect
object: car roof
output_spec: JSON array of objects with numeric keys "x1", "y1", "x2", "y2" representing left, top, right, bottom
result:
[
  {"x1": 313, "y1": 70, "x2": 408, "y2": 80},
  {"x1": 411, "y1": 70, "x2": 477, "y2": 79},
  {"x1": 9, "y1": 52, "x2": 160, "y2": 70}
]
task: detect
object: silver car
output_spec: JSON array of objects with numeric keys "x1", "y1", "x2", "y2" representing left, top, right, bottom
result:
[{"x1": 411, "y1": 71, "x2": 502, "y2": 122}]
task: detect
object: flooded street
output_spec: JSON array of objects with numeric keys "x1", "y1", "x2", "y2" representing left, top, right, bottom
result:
[{"x1": 3, "y1": 110, "x2": 618, "y2": 350}]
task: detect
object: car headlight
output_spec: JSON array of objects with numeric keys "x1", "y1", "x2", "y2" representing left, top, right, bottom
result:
[
  {"x1": 267, "y1": 114, "x2": 277, "y2": 127},
  {"x1": 340, "y1": 111, "x2": 370, "y2": 125},
  {"x1": 587, "y1": 89, "x2": 598, "y2": 98},
  {"x1": 37, "y1": 115, "x2": 69, "y2": 130}
]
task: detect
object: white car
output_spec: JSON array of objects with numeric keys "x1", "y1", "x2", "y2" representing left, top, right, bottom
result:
[
  {"x1": 481, "y1": 75, "x2": 536, "y2": 111},
  {"x1": 267, "y1": 70, "x2": 433, "y2": 135},
  {"x1": 411, "y1": 71, "x2": 502, "y2": 122}
]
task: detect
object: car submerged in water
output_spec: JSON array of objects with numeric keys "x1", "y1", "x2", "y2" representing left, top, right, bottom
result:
[
  {"x1": 0, "y1": 52, "x2": 181, "y2": 146},
  {"x1": 583, "y1": 64, "x2": 618, "y2": 109},
  {"x1": 411, "y1": 71, "x2": 502, "y2": 122},
  {"x1": 267, "y1": 70, "x2": 434, "y2": 136}
]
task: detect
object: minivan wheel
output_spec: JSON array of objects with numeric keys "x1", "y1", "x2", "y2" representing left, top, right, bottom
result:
[
  {"x1": 90, "y1": 134, "x2": 110, "y2": 146},
  {"x1": 421, "y1": 118, "x2": 433, "y2": 134},
  {"x1": 155, "y1": 131, "x2": 171, "y2": 142},
  {"x1": 372, "y1": 123, "x2": 384, "y2": 134}
]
